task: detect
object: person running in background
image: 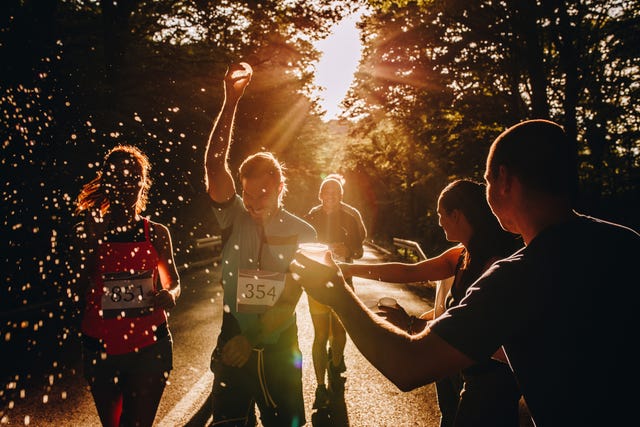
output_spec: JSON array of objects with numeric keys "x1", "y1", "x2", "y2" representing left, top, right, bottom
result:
[
  {"x1": 304, "y1": 174, "x2": 366, "y2": 408},
  {"x1": 73, "y1": 145, "x2": 180, "y2": 427},
  {"x1": 324, "y1": 173, "x2": 367, "y2": 243},
  {"x1": 341, "y1": 179, "x2": 523, "y2": 427},
  {"x1": 291, "y1": 119, "x2": 640, "y2": 426},
  {"x1": 203, "y1": 62, "x2": 315, "y2": 426}
]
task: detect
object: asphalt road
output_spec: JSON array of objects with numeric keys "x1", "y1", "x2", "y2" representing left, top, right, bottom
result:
[
  {"x1": 160, "y1": 245, "x2": 443, "y2": 427},
  {"x1": 1, "y1": 245, "x2": 443, "y2": 426},
  {"x1": 1, "y1": 245, "x2": 532, "y2": 426}
]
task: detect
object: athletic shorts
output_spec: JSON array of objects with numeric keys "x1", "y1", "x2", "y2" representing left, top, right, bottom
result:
[{"x1": 82, "y1": 323, "x2": 173, "y2": 387}]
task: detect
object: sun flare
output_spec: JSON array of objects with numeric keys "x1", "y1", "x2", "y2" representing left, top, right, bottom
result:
[{"x1": 313, "y1": 13, "x2": 364, "y2": 121}]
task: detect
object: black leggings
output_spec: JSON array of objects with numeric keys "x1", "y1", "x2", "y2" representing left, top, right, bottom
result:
[{"x1": 82, "y1": 330, "x2": 173, "y2": 427}]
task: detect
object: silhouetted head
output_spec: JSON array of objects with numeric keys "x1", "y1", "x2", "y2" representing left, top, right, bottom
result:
[
  {"x1": 486, "y1": 119, "x2": 576, "y2": 199},
  {"x1": 239, "y1": 152, "x2": 287, "y2": 220},
  {"x1": 75, "y1": 145, "x2": 151, "y2": 216}
]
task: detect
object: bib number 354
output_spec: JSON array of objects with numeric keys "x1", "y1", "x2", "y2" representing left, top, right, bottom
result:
[{"x1": 237, "y1": 269, "x2": 285, "y2": 314}]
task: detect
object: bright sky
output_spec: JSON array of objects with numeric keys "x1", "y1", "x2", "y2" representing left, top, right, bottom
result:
[{"x1": 313, "y1": 13, "x2": 363, "y2": 121}]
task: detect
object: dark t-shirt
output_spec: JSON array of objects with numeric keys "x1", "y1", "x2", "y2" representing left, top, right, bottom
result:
[
  {"x1": 430, "y1": 214, "x2": 640, "y2": 426},
  {"x1": 305, "y1": 205, "x2": 364, "y2": 261}
]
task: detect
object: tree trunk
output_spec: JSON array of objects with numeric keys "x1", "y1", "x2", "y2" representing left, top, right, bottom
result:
[
  {"x1": 555, "y1": 2, "x2": 580, "y2": 199},
  {"x1": 513, "y1": 0, "x2": 550, "y2": 118},
  {"x1": 100, "y1": 0, "x2": 137, "y2": 101}
]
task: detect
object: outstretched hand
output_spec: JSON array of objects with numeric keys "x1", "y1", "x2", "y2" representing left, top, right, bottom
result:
[
  {"x1": 376, "y1": 304, "x2": 410, "y2": 329},
  {"x1": 224, "y1": 62, "x2": 252, "y2": 100},
  {"x1": 329, "y1": 242, "x2": 349, "y2": 260},
  {"x1": 290, "y1": 249, "x2": 345, "y2": 307},
  {"x1": 376, "y1": 303, "x2": 426, "y2": 334}
]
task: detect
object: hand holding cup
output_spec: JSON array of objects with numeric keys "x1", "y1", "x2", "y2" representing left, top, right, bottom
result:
[
  {"x1": 375, "y1": 297, "x2": 412, "y2": 330},
  {"x1": 291, "y1": 243, "x2": 343, "y2": 306},
  {"x1": 298, "y1": 243, "x2": 331, "y2": 264}
]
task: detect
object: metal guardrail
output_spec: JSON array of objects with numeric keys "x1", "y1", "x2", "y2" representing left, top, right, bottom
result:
[
  {"x1": 392, "y1": 238, "x2": 442, "y2": 291},
  {"x1": 195, "y1": 236, "x2": 222, "y2": 248},
  {"x1": 363, "y1": 239, "x2": 392, "y2": 256},
  {"x1": 177, "y1": 236, "x2": 223, "y2": 271},
  {"x1": 393, "y1": 237, "x2": 427, "y2": 261}
]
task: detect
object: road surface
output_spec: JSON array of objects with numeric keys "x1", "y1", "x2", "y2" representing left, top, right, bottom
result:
[{"x1": 1, "y1": 245, "x2": 531, "y2": 426}]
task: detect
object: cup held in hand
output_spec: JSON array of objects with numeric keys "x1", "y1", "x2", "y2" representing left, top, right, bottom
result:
[
  {"x1": 377, "y1": 297, "x2": 398, "y2": 309},
  {"x1": 298, "y1": 242, "x2": 330, "y2": 265},
  {"x1": 295, "y1": 243, "x2": 340, "y2": 292}
]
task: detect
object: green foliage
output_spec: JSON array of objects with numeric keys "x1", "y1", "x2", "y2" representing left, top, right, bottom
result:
[
  {"x1": 342, "y1": 0, "x2": 639, "y2": 251},
  {"x1": 0, "y1": 0, "x2": 357, "y2": 308},
  {"x1": 1, "y1": 0, "x2": 638, "y2": 306}
]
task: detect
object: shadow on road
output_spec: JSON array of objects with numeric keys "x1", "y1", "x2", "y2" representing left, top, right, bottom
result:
[
  {"x1": 182, "y1": 390, "x2": 213, "y2": 427},
  {"x1": 180, "y1": 388, "x2": 350, "y2": 427},
  {"x1": 311, "y1": 387, "x2": 349, "y2": 427}
]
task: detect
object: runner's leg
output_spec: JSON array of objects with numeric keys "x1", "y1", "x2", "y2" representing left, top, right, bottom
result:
[{"x1": 211, "y1": 352, "x2": 257, "y2": 426}]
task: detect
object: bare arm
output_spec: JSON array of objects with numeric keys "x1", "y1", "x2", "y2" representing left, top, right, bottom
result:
[
  {"x1": 290, "y1": 251, "x2": 474, "y2": 391},
  {"x1": 339, "y1": 293, "x2": 473, "y2": 391},
  {"x1": 341, "y1": 245, "x2": 463, "y2": 284},
  {"x1": 204, "y1": 63, "x2": 252, "y2": 203},
  {"x1": 150, "y1": 222, "x2": 181, "y2": 310},
  {"x1": 419, "y1": 308, "x2": 435, "y2": 321}
]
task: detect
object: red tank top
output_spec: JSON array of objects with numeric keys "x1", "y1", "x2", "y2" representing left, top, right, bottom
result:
[{"x1": 81, "y1": 218, "x2": 168, "y2": 355}]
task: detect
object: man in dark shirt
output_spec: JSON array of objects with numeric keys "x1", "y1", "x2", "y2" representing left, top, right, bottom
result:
[
  {"x1": 304, "y1": 174, "x2": 366, "y2": 408},
  {"x1": 291, "y1": 119, "x2": 639, "y2": 426}
]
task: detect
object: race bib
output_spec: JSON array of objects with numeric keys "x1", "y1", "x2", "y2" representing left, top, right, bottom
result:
[
  {"x1": 101, "y1": 270, "x2": 155, "y2": 318},
  {"x1": 236, "y1": 269, "x2": 286, "y2": 314}
]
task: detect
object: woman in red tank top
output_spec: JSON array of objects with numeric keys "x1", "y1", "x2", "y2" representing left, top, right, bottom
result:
[{"x1": 73, "y1": 145, "x2": 180, "y2": 427}]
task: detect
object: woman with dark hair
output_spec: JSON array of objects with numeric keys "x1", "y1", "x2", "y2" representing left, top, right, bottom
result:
[
  {"x1": 73, "y1": 145, "x2": 180, "y2": 427},
  {"x1": 340, "y1": 179, "x2": 523, "y2": 427}
]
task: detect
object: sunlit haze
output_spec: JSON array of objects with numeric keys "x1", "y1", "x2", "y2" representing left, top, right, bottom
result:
[{"x1": 313, "y1": 13, "x2": 363, "y2": 121}]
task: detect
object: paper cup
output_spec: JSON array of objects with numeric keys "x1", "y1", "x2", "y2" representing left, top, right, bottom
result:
[
  {"x1": 377, "y1": 297, "x2": 398, "y2": 309},
  {"x1": 298, "y1": 242, "x2": 330, "y2": 265}
]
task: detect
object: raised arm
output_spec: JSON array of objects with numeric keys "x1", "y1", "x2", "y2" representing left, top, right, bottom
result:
[
  {"x1": 204, "y1": 62, "x2": 252, "y2": 203},
  {"x1": 340, "y1": 244, "x2": 463, "y2": 284}
]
